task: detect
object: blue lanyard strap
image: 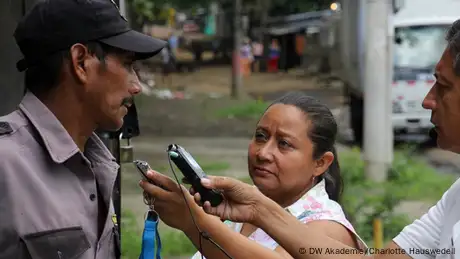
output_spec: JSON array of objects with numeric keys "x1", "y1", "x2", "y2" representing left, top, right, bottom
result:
[{"x1": 139, "y1": 210, "x2": 162, "y2": 259}]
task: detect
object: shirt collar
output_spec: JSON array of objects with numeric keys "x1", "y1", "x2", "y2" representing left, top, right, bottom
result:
[
  {"x1": 19, "y1": 91, "x2": 116, "y2": 164},
  {"x1": 285, "y1": 179, "x2": 328, "y2": 218}
]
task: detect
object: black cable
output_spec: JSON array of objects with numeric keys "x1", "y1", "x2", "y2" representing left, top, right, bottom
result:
[{"x1": 167, "y1": 155, "x2": 234, "y2": 259}]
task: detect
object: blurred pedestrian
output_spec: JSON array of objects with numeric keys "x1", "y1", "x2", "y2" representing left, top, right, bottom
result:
[
  {"x1": 168, "y1": 31, "x2": 178, "y2": 57},
  {"x1": 268, "y1": 39, "x2": 280, "y2": 73},
  {"x1": 240, "y1": 37, "x2": 253, "y2": 76},
  {"x1": 252, "y1": 39, "x2": 264, "y2": 72}
]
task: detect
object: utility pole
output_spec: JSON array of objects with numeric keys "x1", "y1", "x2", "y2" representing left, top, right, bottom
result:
[
  {"x1": 231, "y1": 0, "x2": 242, "y2": 99},
  {"x1": 363, "y1": 0, "x2": 393, "y2": 182}
]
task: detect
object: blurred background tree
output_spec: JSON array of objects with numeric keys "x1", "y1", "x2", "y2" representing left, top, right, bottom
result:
[{"x1": 128, "y1": 0, "x2": 333, "y2": 27}]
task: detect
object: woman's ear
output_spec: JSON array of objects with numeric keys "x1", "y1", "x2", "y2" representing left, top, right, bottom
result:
[{"x1": 313, "y1": 151, "x2": 334, "y2": 177}]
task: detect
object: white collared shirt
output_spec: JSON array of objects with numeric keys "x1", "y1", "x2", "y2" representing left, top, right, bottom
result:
[{"x1": 393, "y1": 179, "x2": 460, "y2": 259}]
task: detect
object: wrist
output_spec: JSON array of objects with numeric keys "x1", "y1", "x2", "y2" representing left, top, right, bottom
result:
[
  {"x1": 181, "y1": 219, "x2": 196, "y2": 235},
  {"x1": 253, "y1": 196, "x2": 281, "y2": 228},
  {"x1": 182, "y1": 207, "x2": 212, "y2": 234}
]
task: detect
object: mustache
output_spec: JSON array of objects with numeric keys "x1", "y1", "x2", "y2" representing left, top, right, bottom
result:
[{"x1": 121, "y1": 97, "x2": 133, "y2": 107}]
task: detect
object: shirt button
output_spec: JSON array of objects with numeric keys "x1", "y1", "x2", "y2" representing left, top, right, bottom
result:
[{"x1": 89, "y1": 194, "x2": 96, "y2": 201}]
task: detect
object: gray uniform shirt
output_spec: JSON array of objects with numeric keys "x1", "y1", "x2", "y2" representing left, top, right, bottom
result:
[{"x1": 0, "y1": 92, "x2": 120, "y2": 259}]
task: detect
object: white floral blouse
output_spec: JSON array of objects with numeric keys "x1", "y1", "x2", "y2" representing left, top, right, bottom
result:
[{"x1": 191, "y1": 179, "x2": 367, "y2": 258}]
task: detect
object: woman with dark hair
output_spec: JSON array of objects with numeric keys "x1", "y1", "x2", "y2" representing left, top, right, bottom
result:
[{"x1": 140, "y1": 92, "x2": 366, "y2": 258}]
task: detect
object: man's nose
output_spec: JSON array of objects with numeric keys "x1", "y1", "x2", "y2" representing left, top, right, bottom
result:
[
  {"x1": 129, "y1": 73, "x2": 142, "y2": 95},
  {"x1": 422, "y1": 87, "x2": 436, "y2": 110}
]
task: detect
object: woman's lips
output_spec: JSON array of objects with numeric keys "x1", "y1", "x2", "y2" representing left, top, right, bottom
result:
[{"x1": 252, "y1": 166, "x2": 273, "y2": 176}]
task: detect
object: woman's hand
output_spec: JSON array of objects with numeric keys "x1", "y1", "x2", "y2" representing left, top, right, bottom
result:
[
  {"x1": 139, "y1": 170, "x2": 202, "y2": 232},
  {"x1": 191, "y1": 176, "x2": 267, "y2": 224}
]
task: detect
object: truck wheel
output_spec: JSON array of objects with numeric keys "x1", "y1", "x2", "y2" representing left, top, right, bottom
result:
[{"x1": 350, "y1": 93, "x2": 364, "y2": 147}]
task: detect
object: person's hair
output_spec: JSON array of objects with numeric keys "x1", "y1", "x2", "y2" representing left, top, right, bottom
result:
[
  {"x1": 446, "y1": 19, "x2": 460, "y2": 76},
  {"x1": 268, "y1": 92, "x2": 343, "y2": 202},
  {"x1": 24, "y1": 42, "x2": 118, "y2": 96}
]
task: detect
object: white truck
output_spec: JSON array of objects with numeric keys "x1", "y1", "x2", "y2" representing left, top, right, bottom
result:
[{"x1": 323, "y1": 0, "x2": 459, "y2": 143}]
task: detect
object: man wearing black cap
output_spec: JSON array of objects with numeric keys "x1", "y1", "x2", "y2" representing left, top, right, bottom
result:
[{"x1": 0, "y1": 0, "x2": 165, "y2": 258}]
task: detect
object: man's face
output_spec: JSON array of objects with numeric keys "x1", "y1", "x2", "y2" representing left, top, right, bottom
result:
[
  {"x1": 71, "y1": 44, "x2": 141, "y2": 131},
  {"x1": 422, "y1": 46, "x2": 460, "y2": 153}
]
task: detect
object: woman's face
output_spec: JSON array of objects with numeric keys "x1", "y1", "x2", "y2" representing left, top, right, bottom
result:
[{"x1": 247, "y1": 103, "x2": 333, "y2": 204}]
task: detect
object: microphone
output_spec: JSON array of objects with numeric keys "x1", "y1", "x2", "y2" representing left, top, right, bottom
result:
[{"x1": 428, "y1": 127, "x2": 438, "y2": 140}]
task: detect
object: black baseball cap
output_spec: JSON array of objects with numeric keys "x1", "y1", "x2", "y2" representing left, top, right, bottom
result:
[{"x1": 14, "y1": 0, "x2": 166, "y2": 72}]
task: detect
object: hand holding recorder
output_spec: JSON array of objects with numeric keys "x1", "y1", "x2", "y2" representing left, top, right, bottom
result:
[
  {"x1": 167, "y1": 144, "x2": 224, "y2": 207},
  {"x1": 136, "y1": 159, "x2": 201, "y2": 231}
]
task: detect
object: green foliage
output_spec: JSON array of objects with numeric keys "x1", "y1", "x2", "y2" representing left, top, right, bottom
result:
[
  {"x1": 389, "y1": 146, "x2": 455, "y2": 200},
  {"x1": 267, "y1": 0, "x2": 332, "y2": 15},
  {"x1": 128, "y1": 0, "x2": 330, "y2": 27},
  {"x1": 197, "y1": 160, "x2": 230, "y2": 172},
  {"x1": 128, "y1": 0, "x2": 213, "y2": 23},
  {"x1": 339, "y1": 147, "x2": 456, "y2": 243},
  {"x1": 130, "y1": 0, "x2": 156, "y2": 24},
  {"x1": 121, "y1": 210, "x2": 142, "y2": 259},
  {"x1": 160, "y1": 230, "x2": 197, "y2": 256},
  {"x1": 121, "y1": 209, "x2": 196, "y2": 258},
  {"x1": 214, "y1": 100, "x2": 269, "y2": 119}
]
